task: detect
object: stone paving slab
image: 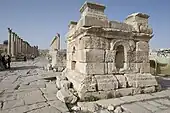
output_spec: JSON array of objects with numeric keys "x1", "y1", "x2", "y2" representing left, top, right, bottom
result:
[
  {"x1": 121, "y1": 103, "x2": 152, "y2": 113},
  {"x1": 0, "y1": 59, "x2": 71, "y2": 113},
  {"x1": 17, "y1": 89, "x2": 47, "y2": 105},
  {"x1": 47, "y1": 100, "x2": 69, "y2": 113},
  {"x1": 77, "y1": 89, "x2": 170, "y2": 112},
  {"x1": 3, "y1": 99, "x2": 25, "y2": 110},
  {"x1": 155, "y1": 108, "x2": 170, "y2": 113},
  {"x1": 136, "y1": 101, "x2": 161, "y2": 112},
  {"x1": 2, "y1": 58, "x2": 170, "y2": 113},
  {"x1": 147, "y1": 100, "x2": 169, "y2": 109},
  {"x1": 154, "y1": 98, "x2": 170, "y2": 106},
  {"x1": 1, "y1": 102, "x2": 48, "y2": 113},
  {"x1": 27, "y1": 106, "x2": 61, "y2": 113}
]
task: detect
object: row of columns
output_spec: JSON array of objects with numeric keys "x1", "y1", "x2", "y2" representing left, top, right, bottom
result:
[{"x1": 7, "y1": 28, "x2": 39, "y2": 59}]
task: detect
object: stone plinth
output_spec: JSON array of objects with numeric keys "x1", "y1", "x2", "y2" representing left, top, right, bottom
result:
[{"x1": 63, "y1": 2, "x2": 159, "y2": 100}]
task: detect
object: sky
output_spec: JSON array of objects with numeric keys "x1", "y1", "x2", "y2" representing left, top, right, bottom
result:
[{"x1": 0, "y1": 0, "x2": 170, "y2": 49}]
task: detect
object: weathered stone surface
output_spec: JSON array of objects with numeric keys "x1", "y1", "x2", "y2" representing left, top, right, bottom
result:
[
  {"x1": 77, "y1": 102, "x2": 100, "y2": 112},
  {"x1": 136, "y1": 41, "x2": 149, "y2": 51},
  {"x1": 64, "y1": 1, "x2": 157, "y2": 100},
  {"x1": 79, "y1": 90, "x2": 117, "y2": 100},
  {"x1": 154, "y1": 98, "x2": 170, "y2": 106},
  {"x1": 115, "y1": 75, "x2": 127, "y2": 88},
  {"x1": 147, "y1": 100, "x2": 168, "y2": 110},
  {"x1": 56, "y1": 88, "x2": 77, "y2": 104},
  {"x1": 142, "y1": 86, "x2": 156, "y2": 93},
  {"x1": 95, "y1": 109, "x2": 110, "y2": 113},
  {"x1": 46, "y1": 63, "x2": 52, "y2": 71},
  {"x1": 95, "y1": 74, "x2": 118, "y2": 91},
  {"x1": 116, "y1": 88, "x2": 133, "y2": 97},
  {"x1": 107, "y1": 63, "x2": 117, "y2": 74},
  {"x1": 56, "y1": 75, "x2": 67, "y2": 89},
  {"x1": 137, "y1": 101, "x2": 160, "y2": 112},
  {"x1": 17, "y1": 90, "x2": 46, "y2": 105},
  {"x1": 78, "y1": 75, "x2": 97, "y2": 93},
  {"x1": 125, "y1": 74, "x2": 158, "y2": 88},
  {"x1": 47, "y1": 100, "x2": 69, "y2": 113},
  {"x1": 155, "y1": 108, "x2": 170, "y2": 113},
  {"x1": 135, "y1": 51, "x2": 149, "y2": 63},
  {"x1": 122, "y1": 103, "x2": 152, "y2": 113},
  {"x1": 78, "y1": 36, "x2": 109, "y2": 50},
  {"x1": 27, "y1": 106, "x2": 61, "y2": 113},
  {"x1": 107, "y1": 105, "x2": 114, "y2": 111},
  {"x1": 71, "y1": 106, "x2": 81, "y2": 111},
  {"x1": 76, "y1": 62, "x2": 105, "y2": 74},
  {"x1": 41, "y1": 82, "x2": 58, "y2": 94},
  {"x1": 114, "y1": 106, "x2": 123, "y2": 113},
  {"x1": 96, "y1": 98, "x2": 125, "y2": 107},
  {"x1": 44, "y1": 93, "x2": 57, "y2": 101},
  {"x1": 110, "y1": 21, "x2": 133, "y2": 32},
  {"x1": 78, "y1": 49, "x2": 105, "y2": 63},
  {"x1": 105, "y1": 50, "x2": 116, "y2": 62},
  {"x1": 3, "y1": 99, "x2": 25, "y2": 110},
  {"x1": 60, "y1": 80, "x2": 71, "y2": 89}
]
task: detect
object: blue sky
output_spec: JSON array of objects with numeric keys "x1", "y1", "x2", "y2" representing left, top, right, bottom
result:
[{"x1": 0, "y1": 0, "x2": 170, "y2": 49}]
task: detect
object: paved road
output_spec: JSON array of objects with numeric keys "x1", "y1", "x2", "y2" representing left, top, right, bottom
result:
[
  {"x1": 1, "y1": 57, "x2": 170, "y2": 113},
  {"x1": 0, "y1": 57, "x2": 69, "y2": 113}
]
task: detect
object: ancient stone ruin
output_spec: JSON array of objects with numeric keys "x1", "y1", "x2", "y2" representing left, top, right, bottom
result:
[
  {"x1": 63, "y1": 2, "x2": 159, "y2": 100},
  {"x1": 49, "y1": 33, "x2": 66, "y2": 72},
  {"x1": 7, "y1": 28, "x2": 39, "y2": 61}
]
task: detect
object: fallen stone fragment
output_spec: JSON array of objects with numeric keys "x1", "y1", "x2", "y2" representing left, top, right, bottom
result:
[
  {"x1": 71, "y1": 106, "x2": 81, "y2": 111},
  {"x1": 107, "y1": 105, "x2": 115, "y2": 111},
  {"x1": 142, "y1": 86, "x2": 156, "y2": 93},
  {"x1": 56, "y1": 88, "x2": 77, "y2": 104},
  {"x1": 60, "y1": 80, "x2": 71, "y2": 89},
  {"x1": 47, "y1": 64, "x2": 52, "y2": 71},
  {"x1": 77, "y1": 102, "x2": 101, "y2": 112},
  {"x1": 114, "y1": 106, "x2": 123, "y2": 113},
  {"x1": 56, "y1": 75, "x2": 67, "y2": 89}
]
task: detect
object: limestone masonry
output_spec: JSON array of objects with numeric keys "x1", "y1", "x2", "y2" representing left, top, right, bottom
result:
[
  {"x1": 49, "y1": 33, "x2": 66, "y2": 72},
  {"x1": 63, "y1": 1, "x2": 159, "y2": 100}
]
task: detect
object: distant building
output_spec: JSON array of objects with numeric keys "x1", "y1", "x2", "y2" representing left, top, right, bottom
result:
[{"x1": 48, "y1": 33, "x2": 66, "y2": 72}]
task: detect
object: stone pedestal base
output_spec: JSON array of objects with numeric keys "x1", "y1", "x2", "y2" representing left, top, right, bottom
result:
[{"x1": 63, "y1": 69, "x2": 159, "y2": 101}]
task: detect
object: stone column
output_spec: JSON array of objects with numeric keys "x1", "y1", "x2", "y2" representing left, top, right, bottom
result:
[
  {"x1": 25, "y1": 42, "x2": 28, "y2": 56},
  {"x1": 28, "y1": 45, "x2": 31, "y2": 57},
  {"x1": 23, "y1": 41, "x2": 26, "y2": 56},
  {"x1": 7, "y1": 28, "x2": 12, "y2": 55},
  {"x1": 16, "y1": 36, "x2": 20, "y2": 54},
  {"x1": 11, "y1": 32, "x2": 15, "y2": 57},
  {"x1": 57, "y1": 35, "x2": 60, "y2": 50},
  {"x1": 15, "y1": 34, "x2": 18, "y2": 56},
  {"x1": 35, "y1": 46, "x2": 38, "y2": 57},
  {"x1": 36, "y1": 46, "x2": 39, "y2": 56},
  {"x1": 18, "y1": 37, "x2": 21, "y2": 54},
  {"x1": 20, "y1": 38, "x2": 23, "y2": 54}
]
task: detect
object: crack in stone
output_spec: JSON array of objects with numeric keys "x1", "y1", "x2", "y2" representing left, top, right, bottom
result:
[{"x1": 0, "y1": 101, "x2": 4, "y2": 110}]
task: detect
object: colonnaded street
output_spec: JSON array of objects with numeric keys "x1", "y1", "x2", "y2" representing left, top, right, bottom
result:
[{"x1": 0, "y1": 57, "x2": 170, "y2": 113}]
